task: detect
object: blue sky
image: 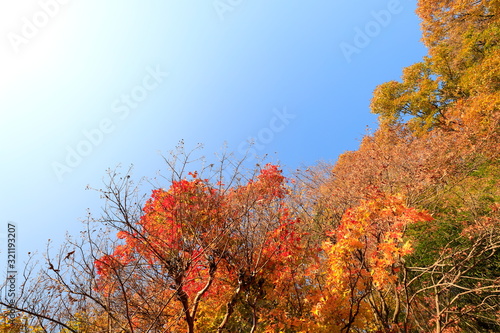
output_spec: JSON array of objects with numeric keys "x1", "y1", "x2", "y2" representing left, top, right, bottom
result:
[{"x1": 0, "y1": 1, "x2": 426, "y2": 267}]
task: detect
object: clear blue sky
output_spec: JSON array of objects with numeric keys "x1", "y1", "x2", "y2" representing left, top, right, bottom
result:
[{"x1": 0, "y1": 1, "x2": 426, "y2": 265}]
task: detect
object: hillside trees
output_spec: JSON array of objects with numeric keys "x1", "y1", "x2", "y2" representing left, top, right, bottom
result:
[
  {"x1": 372, "y1": 2, "x2": 500, "y2": 330},
  {"x1": 302, "y1": 0, "x2": 500, "y2": 331}
]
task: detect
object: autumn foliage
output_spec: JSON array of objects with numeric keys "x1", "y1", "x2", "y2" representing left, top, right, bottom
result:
[
  {"x1": 313, "y1": 193, "x2": 433, "y2": 332},
  {"x1": 91, "y1": 164, "x2": 308, "y2": 332},
  {"x1": 2, "y1": 0, "x2": 500, "y2": 332}
]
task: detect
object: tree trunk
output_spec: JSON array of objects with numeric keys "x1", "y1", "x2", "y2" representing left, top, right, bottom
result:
[{"x1": 217, "y1": 284, "x2": 241, "y2": 332}]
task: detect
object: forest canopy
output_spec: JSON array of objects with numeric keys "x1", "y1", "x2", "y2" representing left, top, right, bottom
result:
[{"x1": 1, "y1": 0, "x2": 499, "y2": 332}]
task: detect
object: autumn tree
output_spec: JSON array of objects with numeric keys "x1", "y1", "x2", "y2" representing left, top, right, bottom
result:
[
  {"x1": 94, "y1": 170, "x2": 231, "y2": 332},
  {"x1": 0, "y1": 148, "x2": 313, "y2": 333},
  {"x1": 213, "y1": 164, "x2": 312, "y2": 332},
  {"x1": 371, "y1": 0, "x2": 500, "y2": 133},
  {"x1": 93, "y1": 162, "x2": 310, "y2": 333},
  {"x1": 312, "y1": 191, "x2": 432, "y2": 333}
]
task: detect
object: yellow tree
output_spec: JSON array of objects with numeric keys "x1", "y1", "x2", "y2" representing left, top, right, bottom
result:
[
  {"x1": 314, "y1": 192, "x2": 432, "y2": 332},
  {"x1": 371, "y1": 0, "x2": 500, "y2": 134}
]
